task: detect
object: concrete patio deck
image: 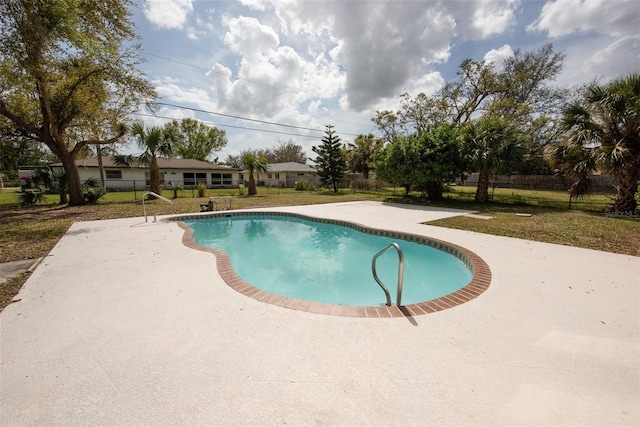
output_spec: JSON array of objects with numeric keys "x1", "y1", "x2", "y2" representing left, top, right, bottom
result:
[{"x1": 1, "y1": 201, "x2": 638, "y2": 426}]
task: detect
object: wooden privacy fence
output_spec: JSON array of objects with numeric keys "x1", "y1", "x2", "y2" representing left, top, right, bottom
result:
[{"x1": 462, "y1": 174, "x2": 616, "y2": 192}]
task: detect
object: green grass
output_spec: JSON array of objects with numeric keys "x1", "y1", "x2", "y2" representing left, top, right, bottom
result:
[
  {"x1": 1, "y1": 184, "x2": 638, "y2": 312},
  {"x1": 418, "y1": 186, "x2": 639, "y2": 256},
  {"x1": 408, "y1": 185, "x2": 613, "y2": 211},
  {"x1": 0, "y1": 187, "x2": 392, "y2": 265}
]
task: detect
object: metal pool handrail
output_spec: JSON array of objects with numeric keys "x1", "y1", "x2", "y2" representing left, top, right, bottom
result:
[
  {"x1": 142, "y1": 192, "x2": 174, "y2": 222},
  {"x1": 371, "y1": 242, "x2": 405, "y2": 306}
]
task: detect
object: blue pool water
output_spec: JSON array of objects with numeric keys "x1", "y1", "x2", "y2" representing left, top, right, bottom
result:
[{"x1": 184, "y1": 214, "x2": 472, "y2": 306}]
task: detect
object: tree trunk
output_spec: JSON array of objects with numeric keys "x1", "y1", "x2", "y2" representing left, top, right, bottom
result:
[
  {"x1": 248, "y1": 172, "x2": 257, "y2": 195},
  {"x1": 426, "y1": 181, "x2": 443, "y2": 201},
  {"x1": 475, "y1": 169, "x2": 490, "y2": 203},
  {"x1": 59, "y1": 152, "x2": 84, "y2": 206},
  {"x1": 332, "y1": 178, "x2": 338, "y2": 192},
  {"x1": 97, "y1": 144, "x2": 106, "y2": 193},
  {"x1": 149, "y1": 157, "x2": 160, "y2": 195},
  {"x1": 612, "y1": 166, "x2": 640, "y2": 213}
]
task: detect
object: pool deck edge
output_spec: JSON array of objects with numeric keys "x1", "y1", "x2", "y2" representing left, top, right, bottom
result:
[{"x1": 173, "y1": 213, "x2": 491, "y2": 317}]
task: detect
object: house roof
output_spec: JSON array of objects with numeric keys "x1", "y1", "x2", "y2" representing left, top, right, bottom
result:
[
  {"x1": 53, "y1": 157, "x2": 238, "y2": 171},
  {"x1": 267, "y1": 162, "x2": 315, "y2": 173}
]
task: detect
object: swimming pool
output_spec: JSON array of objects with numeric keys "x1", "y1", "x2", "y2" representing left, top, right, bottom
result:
[{"x1": 174, "y1": 212, "x2": 491, "y2": 317}]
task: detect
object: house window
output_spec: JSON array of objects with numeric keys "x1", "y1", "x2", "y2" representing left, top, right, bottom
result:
[
  {"x1": 211, "y1": 173, "x2": 233, "y2": 186},
  {"x1": 275, "y1": 173, "x2": 280, "y2": 179},
  {"x1": 105, "y1": 170, "x2": 122, "y2": 180},
  {"x1": 267, "y1": 173, "x2": 272, "y2": 179},
  {"x1": 297, "y1": 173, "x2": 305, "y2": 177},
  {"x1": 183, "y1": 173, "x2": 195, "y2": 187},
  {"x1": 145, "y1": 172, "x2": 165, "y2": 186},
  {"x1": 183, "y1": 172, "x2": 206, "y2": 187}
]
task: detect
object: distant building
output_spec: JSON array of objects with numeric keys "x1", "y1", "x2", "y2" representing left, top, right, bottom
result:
[
  {"x1": 50, "y1": 157, "x2": 240, "y2": 191},
  {"x1": 249, "y1": 162, "x2": 319, "y2": 188}
]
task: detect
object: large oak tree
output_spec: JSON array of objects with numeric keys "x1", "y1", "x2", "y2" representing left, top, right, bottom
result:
[{"x1": 0, "y1": 0, "x2": 155, "y2": 205}]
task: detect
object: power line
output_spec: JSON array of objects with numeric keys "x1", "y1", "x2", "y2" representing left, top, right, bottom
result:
[
  {"x1": 154, "y1": 102, "x2": 366, "y2": 138},
  {"x1": 132, "y1": 112, "x2": 356, "y2": 143},
  {"x1": 141, "y1": 50, "x2": 375, "y2": 131},
  {"x1": 155, "y1": 102, "x2": 325, "y2": 134}
]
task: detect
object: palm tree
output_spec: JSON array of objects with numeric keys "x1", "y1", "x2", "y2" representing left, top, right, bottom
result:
[
  {"x1": 347, "y1": 134, "x2": 380, "y2": 180},
  {"x1": 547, "y1": 139, "x2": 596, "y2": 208},
  {"x1": 114, "y1": 122, "x2": 176, "y2": 195},
  {"x1": 463, "y1": 116, "x2": 524, "y2": 203},
  {"x1": 557, "y1": 73, "x2": 640, "y2": 213},
  {"x1": 241, "y1": 150, "x2": 268, "y2": 196}
]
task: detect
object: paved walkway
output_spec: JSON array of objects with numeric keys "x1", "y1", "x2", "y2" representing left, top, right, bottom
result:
[
  {"x1": 0, "y1": 259, "x2": 41, "y2": 284},
  {"x1": 1, "y1": 202, "x2": 638, "y2": 426}
]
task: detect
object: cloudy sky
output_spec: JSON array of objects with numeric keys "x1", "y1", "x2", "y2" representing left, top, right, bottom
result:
[{"x1": 128, "y1": 0, "x2": 640, "y2": 161}]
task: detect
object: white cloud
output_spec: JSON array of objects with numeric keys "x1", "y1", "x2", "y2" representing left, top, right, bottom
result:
[
  {"x1": 142, "y1": 0, "x2": 194, "y2": 30},
  {"x1": 464, "y1": 0, "x2": 520, "y2": 39},
  {"x1": 559, "y1": 35, "x2": 640, "y2": 86},
  {"x1": 191, "y1": 1, "x2": 524, "y2": 115},
  {"x1": 586, "y1": 36, "x2": 640, "y2": 79},
  {"x1": 185, "y1": 29, "x2": 197, "y2": 40},
  {"x1": 202, "y1": 14, "x2": 346, "y2": 124},
  {"x1": 223, "y1": 16, "x2": 280, "y2": 58},
  {"x1": 153, "y1": 77, "x2": 217, "y2": 112},
  {"x1": 238, "y1": 0, "x2": 268, "y2": 11},
  {"x1": 484, "y1": 44, "x2": 515, "y2": 70},
  {"x1": 405, "y1": 72, "x2": 446, "y2": 96},
  {"x1": 184, "y1": 16, "x2": 216, "y2": 40},
  {"x1": 528, "y1": 0, "x2": 640, "y2": 37},
  {"x1": 269, "y1": 1, "x2": 458, "y2": 110},
  {"x1": 307, "y1": 100, "x2": 321, "y2": 114}
]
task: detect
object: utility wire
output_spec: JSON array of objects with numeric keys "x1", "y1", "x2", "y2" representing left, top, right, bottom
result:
[
  {"x1": 132, "y1": 112, "x2": 356, "y2": 143},
  {"x1": 154, "y1": 102, "x2": 364, "y2": 138},
  {"x1": 141, "y1": 50, "x2": 375, "y2": 131},
  {"x1": 155, "y1": 102, "x2": 324, "y2": 134}
]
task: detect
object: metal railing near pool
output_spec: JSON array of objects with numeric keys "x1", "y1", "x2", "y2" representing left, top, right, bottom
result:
[
  {"x1": 142, "y1": 192, "x2": 174, "y2": 222},
  {"x1": 371, "y1": 243, "x2": 405, "y2": 307}
]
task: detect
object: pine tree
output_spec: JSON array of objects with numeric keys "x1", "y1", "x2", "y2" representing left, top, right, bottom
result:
[{"x1": 312, "y1": 125, "x2": 346, "y2": 192}]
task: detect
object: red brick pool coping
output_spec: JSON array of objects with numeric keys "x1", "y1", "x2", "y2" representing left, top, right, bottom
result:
[{"x1": 171, "y1": 212, "x2": 491, "y2": 318}]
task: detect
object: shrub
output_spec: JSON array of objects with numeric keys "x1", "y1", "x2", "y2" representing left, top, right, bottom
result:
[
  {"x1": 169, "y1": 183, "x2": 183, "y2": 199},
  {"x1": 82, "y1": 177, "x2": 104, "y2": 204},
  {"x1": 19, "y1": 191, "x2": 45, "y2": 206},
  {"x1": 83, "y1": 187, "x2": 104, "y2": 204},
  {"x1": 197, "y1": 182, "x2": 206, "y2": 197},
  {"x1": 295, "y1": 180, "x2": 311, "y2": 191}
]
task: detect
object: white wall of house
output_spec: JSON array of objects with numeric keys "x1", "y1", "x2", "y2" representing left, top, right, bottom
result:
[
  {"x1": 261, "y1": 171, "x2": 319, "y2": 188},
  {"x1": 69, "y1": 167, "x2": 239, "y2": 191}
]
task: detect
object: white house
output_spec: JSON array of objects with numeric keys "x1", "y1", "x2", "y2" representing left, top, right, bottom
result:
[
  {"x1": 251, "y1": 162, "x2": 319, "y2": 188},
  {"x1": 51, "y1": 157, "x2": 240, "y2": 191}
]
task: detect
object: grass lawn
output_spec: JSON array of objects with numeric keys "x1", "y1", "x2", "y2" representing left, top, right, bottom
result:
[
  {"x1": 1, "y1": 184, "x2": 638, "y2": 311},
  {"x1": 425, "y1": 187, "x2": 638, "y2": 256},
  {"x1": 0, "y1": 186, "x2": 393, "y2": 265}
]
